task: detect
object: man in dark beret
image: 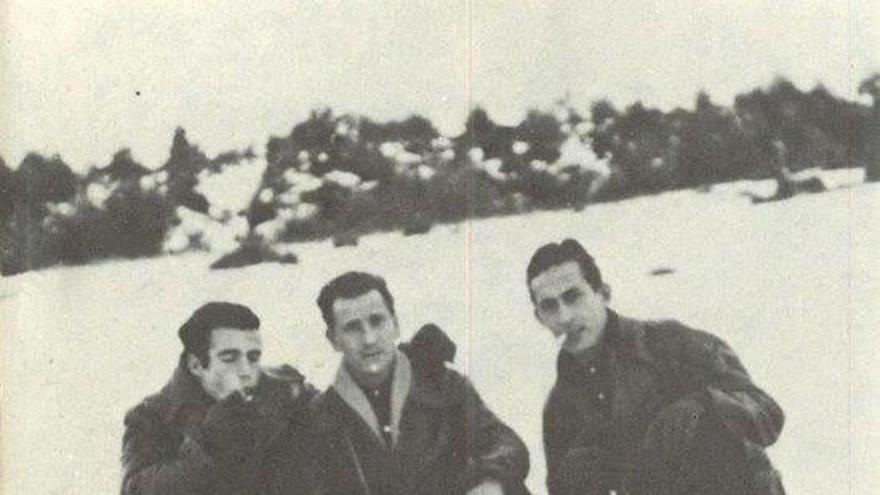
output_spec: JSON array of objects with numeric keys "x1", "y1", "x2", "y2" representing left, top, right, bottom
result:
[
  {"x1": 120, "y1": 302, "x2": 318, "y2": 495},
  {"x1": 527, "y1": 239, "x2": 786, "y2": 495}
]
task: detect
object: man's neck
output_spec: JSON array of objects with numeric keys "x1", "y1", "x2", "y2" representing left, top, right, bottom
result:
[{"x1": 347, "y1": 354, "x2": 397, "y2": 390}]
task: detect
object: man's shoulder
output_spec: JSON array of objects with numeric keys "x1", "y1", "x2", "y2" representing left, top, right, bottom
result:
[
  {"x1": 616, "y1": 315, "x2": 736, "y2": 374},
  {"x1": 309, "y1": 387, "x2": 345, "y2": 420},
  {"x1": 309, "y1": 386, "x2": 339, "y2": 411},
  {"x1": 414, "y1": 364, "x2": 472, "y2": 400},
  {"x1": 619, "y1": 315, "x2": 724, "y2": 351},
  {"x1": 123, "y1": 380, "x2": 179, "y2": 428},
  {"x1": 309, "y1": 387, "x2": 360, "y2": 439}
]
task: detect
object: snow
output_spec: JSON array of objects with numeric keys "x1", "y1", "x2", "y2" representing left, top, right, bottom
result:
[
  {"x1": 196, "y1": 158, "x2": 266, "y2": 214},
  {"x1": 323, "y1": 170, "x2": 362, "y2": 189},
  {"x1": 85, "y1": 182, "x2": 115, "y2": 209},
  {"x1": 163, "y1": 207, "x2": 248, "y2": 254},
  {"x1": 1, "y1": 173, "x2": 878, "y2": 494}
]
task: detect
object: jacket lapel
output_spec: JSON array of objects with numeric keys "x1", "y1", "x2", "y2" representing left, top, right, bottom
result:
[
  {"x1": 159, "y1": 361, "x2": 213, "y2": 437},
  {"x1": 394, "y1": 364, "x2": 455, "y2": 484},
  {"x1": 388, "y1": 352, "x2": 412, "y2": 447}
]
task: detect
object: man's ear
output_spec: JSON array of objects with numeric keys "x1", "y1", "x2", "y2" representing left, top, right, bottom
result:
[
  {"x1": 599, "y1": 283, "x2": 612, "y2": 302},
  {"x1": 186, "y1": 353, "x2": 204, "y2": 376},
  {"x1": 326, "y1": 327, "x2": 340, "y2": 351},
  {"x1": 391, "y1": 315, "x2": 401, "y2": 341}
]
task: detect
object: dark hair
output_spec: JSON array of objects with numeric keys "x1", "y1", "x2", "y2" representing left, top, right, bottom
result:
[
  {"x1": 526, "y1": 239, "x2": 603, "y2": 300},
  {"x1": 178, "y1": 302, "x2": 260, "y2": 365},
  {"x1": 317, "y1": 271, "x2": 395, "y2": 328}
]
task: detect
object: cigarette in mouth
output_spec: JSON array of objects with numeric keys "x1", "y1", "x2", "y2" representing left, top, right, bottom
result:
[{"x1": 237, "y1": 388, "x2": 255, "y2": 403}]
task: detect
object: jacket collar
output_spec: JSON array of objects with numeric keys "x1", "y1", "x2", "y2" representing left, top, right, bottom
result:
[
  {"x1": 157, "y1": 357, "x2": 215, "y2": 424},
  {"x1": 331, "y1": 350, "x2": 413, "y2": 447},
  {"x1": 614, "y1": 314, "x2": 659, "y2": 367}
]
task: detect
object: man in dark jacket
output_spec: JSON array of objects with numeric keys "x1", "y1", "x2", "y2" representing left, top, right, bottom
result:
[
  {"x1": 120, "y1": 302, "x2": 318, "y2": 495},
  {"x1": 527, "y1": 239, "x2": 786, "y2": 495},
  {"x1": 312, "y1": 271, "x2": 531, "y2": 495}
]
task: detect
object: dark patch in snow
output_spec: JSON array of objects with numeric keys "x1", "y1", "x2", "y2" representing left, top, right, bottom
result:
[
  {"x1": 210, "y1": 241, "x2": 298, "y2": 270},
  {"x1": 649, "y1": 267, "x2": 676, "y2": 276}
]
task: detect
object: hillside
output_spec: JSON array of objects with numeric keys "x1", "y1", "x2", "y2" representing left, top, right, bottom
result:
[{"x1": 1, "y1": 171, "x2": 877, "y2": 494}]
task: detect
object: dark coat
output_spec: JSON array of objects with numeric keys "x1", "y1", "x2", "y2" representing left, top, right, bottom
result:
[
  {"x1": 312, "y1": 351, "x2": 530, "y2": 495},
  {"x1": 120, "y1": 360, "x2": 318, "y2": 495},
  {"x1": 544, "y1": 314, "x2": 785, "y2": 495}
]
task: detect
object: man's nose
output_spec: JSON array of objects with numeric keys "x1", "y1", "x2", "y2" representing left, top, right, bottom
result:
[
  {"x1": 237, "y1": 360, "x2": 256, "y2": 379},
  {"x1": 558, "y1": 303, "x2": 575, "y2": 326},
  {"x1": 363, "y1": 325, "x2": 380, "y2": 346}
]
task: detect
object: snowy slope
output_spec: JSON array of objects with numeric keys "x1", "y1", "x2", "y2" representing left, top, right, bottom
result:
[{"x1": 1, "y1": 171, "x2": 877, "y2": 495}]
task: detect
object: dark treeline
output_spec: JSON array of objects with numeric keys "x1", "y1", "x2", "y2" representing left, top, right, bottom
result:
[{"x1": 2, "y1": 76, "x2": 878, "y2": 275}]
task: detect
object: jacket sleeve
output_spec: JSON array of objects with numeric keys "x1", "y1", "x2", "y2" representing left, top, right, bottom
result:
[
  {"x1": 663, "y1": 321, "x2": 785, "y2": 447},
  {"x1": 120, "y1": 404, "x2": 214, "y2": 495},
  {"x1": 453, "y1": 374, "x2": 531, "y2": 494}
]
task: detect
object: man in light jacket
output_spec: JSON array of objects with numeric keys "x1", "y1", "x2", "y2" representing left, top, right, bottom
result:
[{"x1": 312, "y1": 271, "x2": 531, "y2": 495}]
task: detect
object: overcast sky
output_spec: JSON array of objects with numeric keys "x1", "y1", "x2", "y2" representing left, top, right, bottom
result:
[{"x1": 2, "y1": 0, "x2": 877, "y2": 171}]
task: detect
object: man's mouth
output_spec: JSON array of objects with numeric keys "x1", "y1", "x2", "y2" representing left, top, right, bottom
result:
[
  {"x1": 556, "y1": 325, "x2": 584, "y2": 338},
  {"x1": 362, "y1": 350, "x2": 384, "y2": 360},
  {"x1": 558, "y1": 326, "x2": 587, "y2": 345}
]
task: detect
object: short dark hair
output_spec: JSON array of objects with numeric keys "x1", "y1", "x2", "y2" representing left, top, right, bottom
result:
[
  {"x1": 178, "y1": 302, "x2": 260, "y2": 365},
  {"x1": 526, "y1": 239, "x2": 603, "y2": 300},
  {"x1": 317, "y1": 271, "x2": 396, "y2": 328}
]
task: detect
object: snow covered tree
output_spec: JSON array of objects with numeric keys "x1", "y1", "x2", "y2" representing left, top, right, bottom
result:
[{"x1": 160, "y1": 128, "x2": 211, "y2": 213}]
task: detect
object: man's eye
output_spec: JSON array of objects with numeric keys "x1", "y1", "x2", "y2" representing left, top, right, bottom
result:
[
  {"x1": 368, "y1": 314, "x2": 386, "y2": 327},
  {"x1": 219, "y1": 355, "x2": 237, "y2": 364},
  {"x1": 562, "y1": 289, "x2": 582, "y2": 304},
  {"x1": 343, "y1": 322, "x2": 362, "y2": 334},
  {"x1": 247, "y1": 351, "x2": 262, "y2": 363},
  {"x1": 539, "y1": 300, "x2": 558, "y2": 312}
]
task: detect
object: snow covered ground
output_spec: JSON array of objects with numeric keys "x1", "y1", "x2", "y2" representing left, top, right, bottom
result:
[{"x1": 2, "y1": 170, "x2": 877, "y2": 494}]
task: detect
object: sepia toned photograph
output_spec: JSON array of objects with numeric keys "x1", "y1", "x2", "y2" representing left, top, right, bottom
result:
[{"x1": 1, "y1": 1, "x2": 878, "y2": 494}]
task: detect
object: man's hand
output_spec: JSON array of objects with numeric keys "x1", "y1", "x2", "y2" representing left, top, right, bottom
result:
[
  {"x1": 199, "y1": 394, "x2": 258, "y2": 471},
  {"x1": 215, "y1": 371, "x2": 254, "y2": 401},
  {"x1": 467, "y1": 479, "x2": 505, "y2": 495},
  {"x1": 642, "y1": 397, "x2": 706, "y2": 460}
]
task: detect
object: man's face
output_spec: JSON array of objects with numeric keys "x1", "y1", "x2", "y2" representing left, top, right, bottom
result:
[
  {"x1": 190, "y1": 328, "x2": 262, "y2": 400},
  {"x1": 530, "y1": 261, "x2": 608, "y2": 353},
  {"x1": 328, "y1": 290, "x2": 400, "y2": 386}
]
